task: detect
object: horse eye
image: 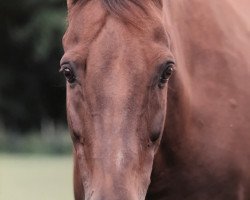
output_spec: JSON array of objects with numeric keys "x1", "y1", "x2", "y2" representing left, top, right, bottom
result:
[
  {"x1": 158, "y1": 62, "x2": 175, "y2": 88},
  {"x1": 60, "y1": 66, "x2": 76, "y2": 83}
]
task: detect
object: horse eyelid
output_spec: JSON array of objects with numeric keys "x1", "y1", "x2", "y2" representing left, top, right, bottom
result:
[
  {"x1": 60, "y1": 62, "x2": 77, "y2": 73},
  {"x1": 59, "y1": 63, "x2": 69, "y2": 72},
  {"x1": 157, "y1": 60, "x2": 175, "y2": 76}
]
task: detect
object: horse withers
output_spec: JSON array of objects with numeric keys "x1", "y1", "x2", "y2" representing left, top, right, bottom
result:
[{"x1": 60, "y1": 0, "x2": 250, "y2": 199}]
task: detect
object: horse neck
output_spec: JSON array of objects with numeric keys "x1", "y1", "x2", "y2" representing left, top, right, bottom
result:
[{"x1": 161, "y1": 0, "x2": 250, "y2": 152}]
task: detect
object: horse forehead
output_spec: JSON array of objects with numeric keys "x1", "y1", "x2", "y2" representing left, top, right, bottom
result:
[
  {"x1": 63, "y1": 1, "x2": 107, "y2": 49},
  {"x1": 63, "y1": 1, "x2": 170, "y2": 72},
  {"x1": 64, "y1": 1, "x2": 167, "y2": 50}
]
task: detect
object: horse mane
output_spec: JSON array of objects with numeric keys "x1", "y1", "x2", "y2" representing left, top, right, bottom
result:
[
  {"x1": 70, "y1": 0, "x2": 162, "y2": 28},
  {"x1": 102, "y1": 0, "x2": 149, "y2": 27},
  {"x1": 102, "y1": 0, "x2": 147, "y2": 15},
  {"x1": 102, "y1": 0, "x2": 162, "y2": 18}
]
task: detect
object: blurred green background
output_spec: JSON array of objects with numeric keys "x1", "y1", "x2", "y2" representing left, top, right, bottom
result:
[{"x1": 0, "y1": 0, "x2": 74, "y2": 199}]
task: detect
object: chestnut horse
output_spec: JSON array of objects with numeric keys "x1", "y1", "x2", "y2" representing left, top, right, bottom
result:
[{"x1": 60, "y1": 0, "x2": 250, "y2": 199}]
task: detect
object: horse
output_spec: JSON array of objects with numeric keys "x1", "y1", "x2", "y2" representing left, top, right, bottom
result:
[{"x1": 60, "y1": 0, "x2": 250, "y2": 199}]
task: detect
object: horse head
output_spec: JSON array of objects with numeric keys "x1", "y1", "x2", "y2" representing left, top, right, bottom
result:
[{"x1": 61, "y1": 0, "x2": 174, "y2": 199}]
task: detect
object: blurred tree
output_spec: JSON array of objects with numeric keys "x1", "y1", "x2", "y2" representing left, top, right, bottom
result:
[{"x1": 0, "y1": 0, "x2": 67, "y2": 133}]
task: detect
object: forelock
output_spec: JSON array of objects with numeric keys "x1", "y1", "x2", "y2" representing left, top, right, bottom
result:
[{"x1": 69, "y1": 0, "x2": 161, "y2": 29}]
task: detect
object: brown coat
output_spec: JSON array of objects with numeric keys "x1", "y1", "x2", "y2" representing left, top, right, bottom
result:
[{"x1": 61, "y1": 0, "x2": 250, "y2": 199}]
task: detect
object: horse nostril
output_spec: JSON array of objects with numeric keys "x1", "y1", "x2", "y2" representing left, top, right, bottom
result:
[
  {"x1": 150, "y1": 131, "x2": 161, "y2": 143},
  {"x1": 71, "y1": 131, "x2": 85, "y2": 145}
]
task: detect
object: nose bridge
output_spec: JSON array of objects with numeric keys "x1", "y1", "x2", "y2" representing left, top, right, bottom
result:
[
  {"x1": 90, "y1": 161, "x2": 139, "y2": 200},
  {"x1": 93, "y1": 120, "x2": 138, "y2": 173},
  {"x1": 80, "y1": 113, "x2": 151, "y2": 200},
  {"x1": 85, "y1": 68, "x2": 146, "y2": 199},
  {"x1": 89, "y1": 146, "x2": 139, "y2": 200},
  {"x1": 88, "y1": 109, "x2": 141, "y2": 197},
  {"x1": 92, "y1": 80, "x2": 140, "y2": 164}
]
